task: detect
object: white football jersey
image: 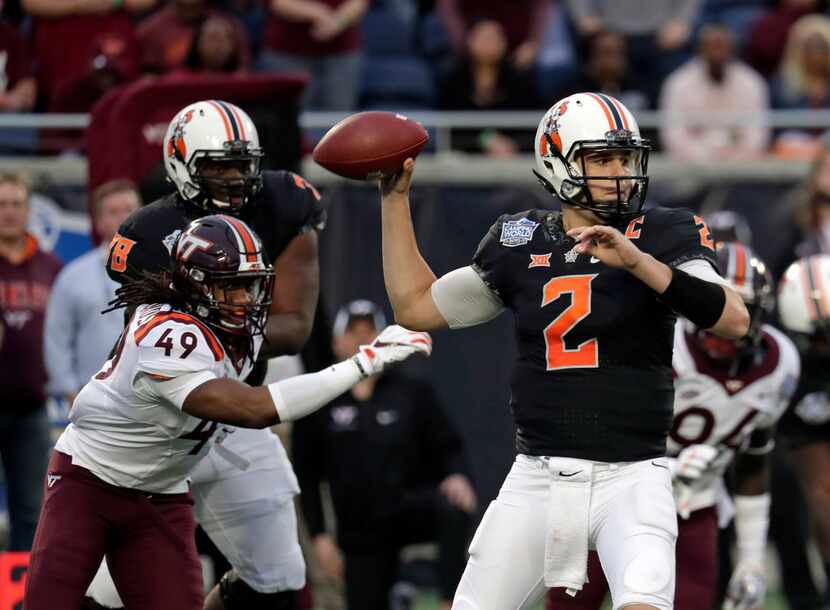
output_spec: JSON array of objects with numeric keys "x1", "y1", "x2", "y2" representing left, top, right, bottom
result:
[
  {"x1": 55, "y1": 303, "x2": 261, "y2": 494},
  {"x1": 669, "y1": 323, "x2": 800, "y2": 512}
]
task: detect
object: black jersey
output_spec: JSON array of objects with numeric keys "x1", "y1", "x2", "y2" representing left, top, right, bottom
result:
[
  {"x1": 106, "y1": 170, "x2": 325, "y2": 283},
  {"x1": 472, "y1": 206, "x2": 718, "y2": 461},
  {"x1": 779, "y1": 353, "x2": 830, "y2": 449}
]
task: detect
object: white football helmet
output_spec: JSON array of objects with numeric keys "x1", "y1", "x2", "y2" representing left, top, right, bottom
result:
[
  {"x1": 164, "y1": 100, "x2": 264, "y2": 212},
  {"x1": 533, "y1": 92, "x2": 649, "y2": 221},
  {"x1": 778, "y1": 254, "x2": 830, "y2": 335}
]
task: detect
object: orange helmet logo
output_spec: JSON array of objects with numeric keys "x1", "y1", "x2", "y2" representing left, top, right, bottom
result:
[
  {"x1": 540, "y1": 101, "x2": 569, "y2": 156},
  {"x1": 167, "y1": 109, "x2": 195, "y2": 162}
]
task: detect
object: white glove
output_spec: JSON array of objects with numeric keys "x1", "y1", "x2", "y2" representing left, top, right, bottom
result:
[
  {"x1": 723, "y1": 561, "x2": 766, "y2": 610},
  {"x1": 671, "y1": 444, "x2": 719, "y2": 519},
  {"x1": 352, "y1": 325, "x2": 432, "y2": 378},
  {"x1": 673, "y1": 444, "x2": 719, "y2": 483}
]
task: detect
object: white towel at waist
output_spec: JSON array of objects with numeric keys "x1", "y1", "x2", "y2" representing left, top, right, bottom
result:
[{"x1": 543, "y1": 457, "x2": 594, "y2": 595}]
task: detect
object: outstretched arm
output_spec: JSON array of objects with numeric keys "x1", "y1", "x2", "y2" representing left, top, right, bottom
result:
[
  {"x1": 180, "y1": 325, "x2": 432, "y2": 427},
  {"x1": 379, "y1": 158, "x2": 449, "y2": 330},
  {"x1": 568, "y1": 224, "x2": 749, "y2": 339}
]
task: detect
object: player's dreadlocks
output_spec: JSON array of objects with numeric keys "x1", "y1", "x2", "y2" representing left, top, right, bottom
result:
[{"x1": 103, "y1": 270, "x2": 188, "y2": 315}]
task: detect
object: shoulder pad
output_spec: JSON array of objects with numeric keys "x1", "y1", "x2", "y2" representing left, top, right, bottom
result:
[{"x1": 132, "y1": 307, "x2": 225, "y2": 378}]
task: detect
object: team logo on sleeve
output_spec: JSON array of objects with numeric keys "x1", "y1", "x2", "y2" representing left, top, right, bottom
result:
[
  {"x1": 500, "y1": 218, "x2": 539, "y2": 247},
  {"x1": 564, "y1": 246, "x2": 579, "y2": 263}
]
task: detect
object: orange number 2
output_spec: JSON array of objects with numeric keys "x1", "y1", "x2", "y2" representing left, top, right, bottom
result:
[
  {"x1": 694, "y1": 215, "x2": 715, "y2": 251},
  {"x1": 542, "y1": 274, "x2": 599, "y2": 370}
]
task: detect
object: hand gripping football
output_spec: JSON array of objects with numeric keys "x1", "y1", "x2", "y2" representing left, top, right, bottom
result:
[{"x1": 312, "y1": 111, "x2": 429, "y2": 180}]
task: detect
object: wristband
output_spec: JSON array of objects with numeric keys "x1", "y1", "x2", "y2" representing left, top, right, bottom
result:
[
  {"x1": 734, "y1": 493, "x2": 770, "y2": 566},
  {"x1": 659, "y1": 267, "x2": 726, "y2": 329},
  {"x1": 112, "y1": 0, "x2": 125, "y2": 9}
]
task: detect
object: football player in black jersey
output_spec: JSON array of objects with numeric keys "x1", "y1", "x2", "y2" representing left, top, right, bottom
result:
[
  {"x1": 376, "y1": 92, "x2": 749, "y2": 610},
  {"x1": 102, "y1": 100, "x2": 325, "y2": 610},
  {"x1": 778, "y1": 254, "x2": 830, "y2": 606}
]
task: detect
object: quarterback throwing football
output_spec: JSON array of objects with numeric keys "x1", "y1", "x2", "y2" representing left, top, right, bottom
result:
[
  {"x1": 23, "y1": 215, "x2": 431, "y2": 610},
  {"x1": 378, "y1": 92, "x2": 749, "y2": 610}
]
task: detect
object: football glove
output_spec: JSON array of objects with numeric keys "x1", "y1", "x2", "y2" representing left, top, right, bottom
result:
[
  {"x1": 352, "y1": 325, "x2": 432, "y2": 378},
  {"x1": 723, "y1": 561, "x2": 766, "y2": 610},
  {"x1": 670, "y1": 444, "x2": 720, "y2": 519},
  {"x1": 672, "y1": 444, "x2": 719, "y2": 483}
]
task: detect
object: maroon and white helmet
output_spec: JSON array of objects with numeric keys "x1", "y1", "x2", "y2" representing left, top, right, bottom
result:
[
  {"x1": 165, "y1": 100, "x2": 264, "y2": 212},
  {"x1": 172, "y1": 214, "x2": 274, "y2": 338},
  {"x1": 779, "y1": 254, "x2": 830, "y2": 336},
  {"x1": 691, "y1": 242, "x2": 773, "y2": 363},
  {"x1": 533, "y1": 92, "x2": 650, "y2": 221}
]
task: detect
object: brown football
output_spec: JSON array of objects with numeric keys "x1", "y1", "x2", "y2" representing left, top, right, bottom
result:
[{"x1": 312, "y1": 111, "x2": 429, "y2": 180}]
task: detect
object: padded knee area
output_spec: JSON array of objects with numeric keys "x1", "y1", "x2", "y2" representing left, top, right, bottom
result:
[{"x1": 219, "y1": 570, "x2": 298, "y2": 610}]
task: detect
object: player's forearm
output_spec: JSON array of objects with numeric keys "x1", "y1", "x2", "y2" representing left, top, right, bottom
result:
[
  {"x1": 634, "y1": 253, "x2": 749, "y2": 339},
  {"x1": 707, "y1": 285, "x2": 751, "y2": 339},
  {"x1": 183, "y1": 379, "x2": 278, "y2": 428},
  {"x1": 380, "y1": 193, "x2": 440, "y2": 329},
  {"x1": 626, "y1": 251, "x2": 673, "y2": 292}
]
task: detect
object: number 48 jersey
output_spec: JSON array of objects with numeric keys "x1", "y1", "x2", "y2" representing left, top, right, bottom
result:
[
  {"x1": 669, "y1": 323, "x2": 800, "y2": 511},
  {"x1": 472, "y1": 206, "x2": 718, "y2": 461},
  {"x1": 55, "y1": 303, "x2": 260, "y2": 494}
]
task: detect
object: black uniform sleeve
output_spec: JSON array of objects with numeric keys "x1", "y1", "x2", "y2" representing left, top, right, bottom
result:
[
  {"x1": 105, "y1": 207, "x2": 173, "y2": 285},
  {"x1": 649, "y1": 207, "x2": 719, "y2": 270},
  {"x1": 415, "y1": 381, "x2": 474, "y2": 483},
  {"x1": 291, "y1": 409, "x2": 328, "y2": 537},
  {"x1": 471, "y1": 214, "x2": 525, "y2": 302}
]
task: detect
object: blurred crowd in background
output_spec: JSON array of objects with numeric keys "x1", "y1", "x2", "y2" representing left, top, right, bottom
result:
[{"x1": 5, "y1": 0, "x2": 830, "y2": 158}]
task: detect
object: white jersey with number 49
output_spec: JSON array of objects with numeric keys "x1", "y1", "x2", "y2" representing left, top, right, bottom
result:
[
  {"x1": 669, "y1": 323, "x2": 800, "y2": 513},
  {"x1": 56, "y1": 303, "x2": 260, "y2": 494}
]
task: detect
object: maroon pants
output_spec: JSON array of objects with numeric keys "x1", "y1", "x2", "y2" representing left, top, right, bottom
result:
[
  {"x1": 24, "y1": 451, "x2": 203, "y2": 610},
  {"x1": 546, "y1": 506, "x2": 718, "y2": 610}
]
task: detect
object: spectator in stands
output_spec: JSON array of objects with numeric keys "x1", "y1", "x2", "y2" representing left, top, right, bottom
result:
[
  {"x1": 293, "y1": 299, "x2": 476, "y2": 610},
  {"x1": 659, "y1": 24, "x2": 769, "y2": 161},
  {"x1": 747, "y1": 0, "x2": 821, "y2": 78},
  {"x1": 559, "y1": 30, "x2": 648, "y2": 113},
  {"x1": 22, "y1": 0, "x2": 149, "y2": 110},
  {"x1": 44, "y1": 180, "x2": 141, "y2": 408},
  {"x1": 258, "y1": 0, "x2": 369, "y2": 111},
  {"x1": 222, "y1": 0, "x2": 267, "y2": 58},
  {"x1": 137, "y1": 0, "x2": 250, "y2": 75},
  {"x1": 439, "y1": 19, "x2": 539, "y2": 157},
  {"x1": 769, "y1": 14, "x2": 830, "y2": 158},
  {"x1": 0, "y1": 16, "x2": 36, "y2": 113},
  {"x1": 437, "y1": 0, "x2": 552, "y2": 70},
  {"x1": 178, "y1": 14, "x2": 249, "y2": 74},
  {"x1": 48, "y1": 35, "x2": 137, "y2": 113},
  {"x1": 0, "y1": 172, "x2": 62, "y2": 551},
  {"x1": 566, "y1": 0, "x2": 701, "y2": 105}
]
